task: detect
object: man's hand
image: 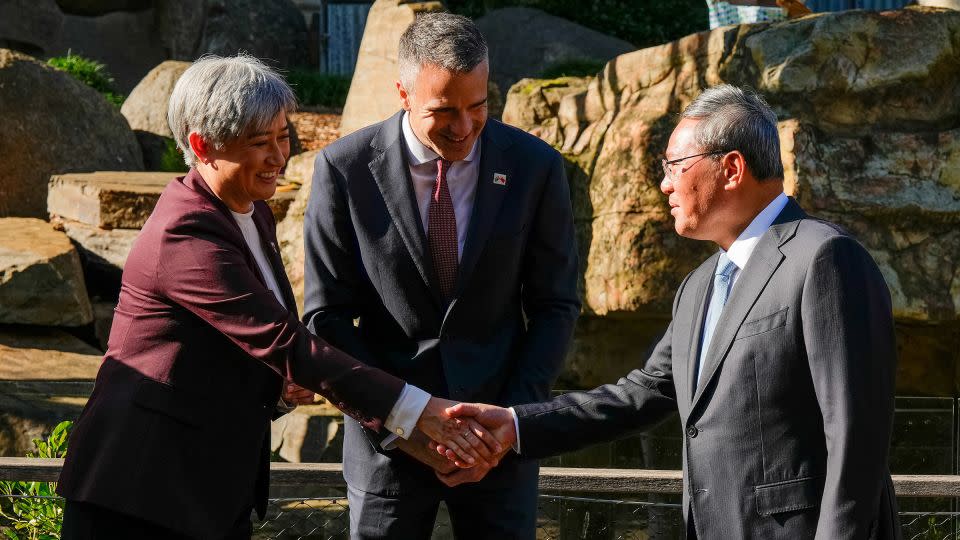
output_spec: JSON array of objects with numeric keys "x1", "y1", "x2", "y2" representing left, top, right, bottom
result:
[
  {"x1": 434, "y1": 458, "x2": 495, "y2": 488},
  {"x1": 394, "y1": 429, "x2": 457, "y2": 475},
  {"x1": 437, "y1": 402, "x2": 517, "y2": 467},
  {"x1": 416, "y1": 397, "x2": 503, "y2": 468},
  {"x1": 281, "y1": 382, "x2": 316, "y2": 406}
]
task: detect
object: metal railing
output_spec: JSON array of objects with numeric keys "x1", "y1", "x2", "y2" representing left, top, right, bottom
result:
[{"x1": 3, "y1": 459, "x2": 960, "y2": 539}]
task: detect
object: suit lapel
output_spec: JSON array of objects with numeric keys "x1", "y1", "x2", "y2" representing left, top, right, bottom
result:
[
  {"x1": 368, "y1": 112, "x2": 443, "y2": 308},
  {"x1": 453, "y1": 121, "x2": 512, "y2": 299},
  {"x1": 690, "y1": 199, "x2": 805, "y2": 408}
]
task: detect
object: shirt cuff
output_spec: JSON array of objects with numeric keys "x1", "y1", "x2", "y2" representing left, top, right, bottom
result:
[
  {"x1": 381, "y1": 383, "x2": 431, "y2": 450},
  {"x1": 509, "y1": 407, "x2": 521, "y2": 454}
]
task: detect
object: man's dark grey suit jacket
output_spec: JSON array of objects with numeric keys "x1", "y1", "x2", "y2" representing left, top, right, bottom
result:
[
  {"x1": 516, "y1": 199, "x2": 902, "y2": 539},
  {"x1": 303, "y1": 111, "x2": 580, "y2": 494}
]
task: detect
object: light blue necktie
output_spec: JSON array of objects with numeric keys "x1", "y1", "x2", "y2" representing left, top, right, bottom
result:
[{"x1": 697, "y1": 253, "x2": 738, "y2": 385}]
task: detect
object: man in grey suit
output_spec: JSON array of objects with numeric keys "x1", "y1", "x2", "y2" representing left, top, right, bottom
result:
[
  {"x1": 445, "y1": 85, "x2": 901, "y2": 539},
  {"x1": 302, "y1": 12, "x2": 580, "y2": 540}
]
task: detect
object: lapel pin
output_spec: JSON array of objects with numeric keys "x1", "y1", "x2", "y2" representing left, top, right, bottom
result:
[{"x1": 493, "y1": 173, "x2": 507, "y2": 186}]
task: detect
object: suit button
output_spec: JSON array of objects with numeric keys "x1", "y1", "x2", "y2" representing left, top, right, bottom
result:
[
  {"x1": 652, "y1": 370, "x2": 665, "y2": 377},
  {"x1": 687, "y1": 426, "x2": 699, "y2": 438}
]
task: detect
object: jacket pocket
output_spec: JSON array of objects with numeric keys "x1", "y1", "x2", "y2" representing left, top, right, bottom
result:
[
  {"x1": 737, "y1": 307, "x2": 788, "y2": 340},
  {"x1": 132, "y1": 377, "x2": 205, "y2": 428},
  {"x1": 754, "y1": 475, "x2": 824, "y2": 516}
]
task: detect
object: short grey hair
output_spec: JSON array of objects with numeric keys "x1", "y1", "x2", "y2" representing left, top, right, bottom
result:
[
  {"x1": 398, "y1": 12, "x2": 488, "y2": 92},
  {"x1": 168, "y1": 54, "x2": 297, "y2": 168},
  {"x1": 681, "y1": 84, "x2": 783, "y2": 181}
]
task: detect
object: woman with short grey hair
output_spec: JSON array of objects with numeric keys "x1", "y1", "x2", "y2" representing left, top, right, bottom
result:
[{"x1": 57, "y1": 54, "x2": 497, "y2": 540}]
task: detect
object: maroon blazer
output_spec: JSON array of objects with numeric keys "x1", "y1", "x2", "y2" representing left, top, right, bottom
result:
[{"x1": 57, "y1": 169, "x2": 403, "y2": 539}]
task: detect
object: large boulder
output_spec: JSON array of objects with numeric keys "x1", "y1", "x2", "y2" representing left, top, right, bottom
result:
[
  {"x1": 503, "y1": 7, "x2": 960, "y2": 393},
  {"x1": 475, "y1": 7, "x2": 635, "y2": 100},
  {"x1": 0, "y1": 0, "x2": 64, "y2": 57},
  {"x1": 191, "y1": 0, "x2": 309, "y2": 70},
  {"x1": 0, "y1": 218, "x2": 93, "y2": 326},
  {"x1": 340, "y1": 0, "x2": 444, "y2": 136},
  {"x1": 55, "y1": 0, "x2": 150, "y2": 16},
  {"x1": 0, "y1": 49, "x2": 143, "y2": 219},
  {"x1": 120, "y1": 60, "x2": 190, "y2": 169}
]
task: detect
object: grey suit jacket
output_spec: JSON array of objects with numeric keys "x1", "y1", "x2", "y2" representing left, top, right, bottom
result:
[
  {"x1": 303, "y1": 112, "x2": 580, "y2": 494},
  {"x1": 516, "y1": 199, "x2": 901, "y2": 539}
]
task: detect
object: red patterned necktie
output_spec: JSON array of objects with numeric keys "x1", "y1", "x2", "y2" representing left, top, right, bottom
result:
[{"x1": 428, "y1": 158, "x2": 458, "y2": 302}]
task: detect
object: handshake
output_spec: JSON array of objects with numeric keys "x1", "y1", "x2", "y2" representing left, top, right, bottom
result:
[{"x1": 411, "y1": 399, "x2": 517, "y2": 488}]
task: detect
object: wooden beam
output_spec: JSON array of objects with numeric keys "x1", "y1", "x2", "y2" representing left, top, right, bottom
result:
[{"x1": 2, "y1": 459, "x2": 959, "y2": 498}]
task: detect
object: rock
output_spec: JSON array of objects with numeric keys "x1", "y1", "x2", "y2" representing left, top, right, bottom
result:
[
  {"x1": 49, "y1": 9, "x2": 168, "y2": 93},
  {"x1": 91, "y1": 299, "x2": 115, "y2": 350},
  {"x1": 48, "y1": 172, "x2": 298, "y2": 230},
  {"x1": 120, "y1": 61, "x2": 302, "y2": 167},
  {"x1": 0, "y1": 0, "x2": 64, "y2": 57},
  {"x1": 121, "y1": 60, "x2": 190, "y2": 140},
  {"x1": 277, "y1": 150, "x2": 320, "y2": 312},
  {"x1": 270, "y1": 403, "x2": 343, "y2": 463},
  {"x1": 56, "y1": 217, "x2": 140, "y2": 284},
  {"x1": 0, "y1": 326, "x2": 102, "y2": 381},
  {"x1": 0, "y1": 49, "x2": 143, "y2": 219},
  {"x1": 193, "y1": 0, "x2": 309, "y2": 70},
  {"x1": 0, "y1": 219, "x2": 93, "y2": 327},
  {"x1": 475, "y1": 7, "x2": 635, "y2": 100},
  {"x1": 55, "y1": 0, "x2": 151, "y2": 16},
  {"x1": 502, "y1": 7, "x2": 960, "y2": 394},
  {"x1": 340, "y1": 0, "x2": 444, "y2": 136},
  {"x1": 0, "y1": 326, "x2": 100, "y2": 456}
]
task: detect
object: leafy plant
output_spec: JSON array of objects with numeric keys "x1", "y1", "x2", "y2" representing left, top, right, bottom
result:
[
  {"x1": 159, "y1": 138, "x2": 188, "y2": 173},
  {"x1": 286, "y1": 70, "x2": 351, "y2": 109},
  {"x1": 0, "y1": 421, "x2": 72, "y2": 540},
  {"x1": 47, "y1": 53, "x2": 124, "y2": 107}
]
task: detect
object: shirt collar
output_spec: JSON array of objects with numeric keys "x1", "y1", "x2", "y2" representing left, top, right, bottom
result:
[
  {"x1": 723, "y1": 191, "x2": 789, "y2": 270},
  {"x1": 401, "y1": 111, "x2": 480, "y2": 166}
]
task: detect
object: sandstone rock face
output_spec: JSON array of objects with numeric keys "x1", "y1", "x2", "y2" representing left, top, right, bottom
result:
[
  {"x1": 503, "y1": 7, "x2": 960, "y2": 393},
  {"x1": 476, "y1": 7, "x2": 635, "y2": 100},
  {"x1": 121, "y1": 60, "x2": 190, "y2": 137},
  {"x1": 270, "y1": 404, "x2": 343, "y2": 463},
  {"x1": 0, "y1": 327, "x2": 100, "y2": 456},
  {"x1": 0, "y1": 0, "x2": 64, "y2": 57},
  {"x1": 0, "y1": 49, "x2": 144, "y2": 218},
  {"x1": 340, "y1": 0, "x2": 444, "y2": 136},
  {"x1": 0, "y1": 219, "x2": 93, "y2": 326},
  {"x1": 277, "y1": 150, "x2": 321, "y2": 313}
]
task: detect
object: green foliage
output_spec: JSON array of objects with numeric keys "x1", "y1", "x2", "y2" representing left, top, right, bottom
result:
[
  {"x1": 160, "y1": 138, "x2": 188, "y2": 173},
  {"x1": 447, "y1": 0, "x2": 708, "y2": 49},
  {"x1": 0, "y1": 422, "x2": 72, "y2": 540},
  {"x1": 286, "y1": 70, "x2": 351, "y2": 109},
  {"x1": 539, "y1": 58, "x2": 607, "y2": 79},
  {"x1": 47, "y1": 53, "x2": 124, "y2": 107}
]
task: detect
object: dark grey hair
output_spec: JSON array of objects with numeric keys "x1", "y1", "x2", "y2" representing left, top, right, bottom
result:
[
  {"x1": 682, "y1": 84, "x2": 783, "y2": 181},
  {"x1": 167, "y1": 54, "x2": 297, "y2": 167},
  {"x1": 398, "y1": 12, "x2": 488, "y2": 92}
]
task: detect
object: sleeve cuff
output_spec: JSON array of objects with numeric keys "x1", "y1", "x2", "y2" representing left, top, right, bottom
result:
[
  {"x1": 509, "y1": 406, "x2": 521, "y2": 454},
  {"x1": 382, "y1": 384, "x2": 430, "y2": 448}
]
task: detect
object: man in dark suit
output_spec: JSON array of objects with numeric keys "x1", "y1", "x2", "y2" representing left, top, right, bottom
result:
[
  {"x1": 303, "y1": 12, "x2": 580, "y2": 540},
  {"x1": 446, "y1": 85, "x2": 901, "y2": 539}
]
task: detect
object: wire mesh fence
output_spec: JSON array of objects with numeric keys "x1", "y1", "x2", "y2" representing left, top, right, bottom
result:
[{"x1": 3, "y1": 492, "x2": 958, "y2": 540}]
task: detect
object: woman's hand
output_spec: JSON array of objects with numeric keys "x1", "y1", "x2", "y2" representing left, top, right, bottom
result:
[{"x1": 415, "y1": 397, "x2": 502, "y2": 467}]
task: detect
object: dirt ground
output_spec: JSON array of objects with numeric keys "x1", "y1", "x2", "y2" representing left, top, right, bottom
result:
[{"x1": 289, "y1": 109, "x2": 341, "y2": 152}]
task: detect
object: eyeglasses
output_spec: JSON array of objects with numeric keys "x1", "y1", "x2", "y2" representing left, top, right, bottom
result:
[{"x1": 661, "y1": 150, "x2": 730, "y2": 181}]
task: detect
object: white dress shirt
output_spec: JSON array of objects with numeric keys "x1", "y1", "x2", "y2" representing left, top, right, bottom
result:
[
  {"x1": 378, "y1": 113, "x2": 483, "y2": 449},
  {"x1": 510, "y1": 192, "x2": 790, "y2": 453}
]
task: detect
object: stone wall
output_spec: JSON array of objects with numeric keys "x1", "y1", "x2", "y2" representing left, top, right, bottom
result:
[{"x1": 503, "y1": 7, "x2": 960, "y2": 395}]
